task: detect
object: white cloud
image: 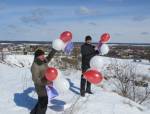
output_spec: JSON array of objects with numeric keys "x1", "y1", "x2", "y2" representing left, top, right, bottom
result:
[
  {"x1": 31, "y1": 8, "x2": 52, "y2": 17},
  {"x1": 76, "y1": 6, "x2": 101, "y2": 16},
  {"x1": 132, "y1": 16, "x2": 149, "y2": 22},
  {"x1": 20, "y1": 8, "x2": 52, "y2": 25},
  {"x1": 89, "y1": 22, "x2": 97, "y2": 26},
  {"x1": 141, "y1": 32, "x2": 149, "y2": 35},
  {"x1": 114, "y1": 33, "x2": 123, "y2": 36},
  {"x1": 79, "y1": 6, "x2": 91, "y2": 15},
  {"x1": 0, "y1": 3, "x2": 6, "y2": 11}
]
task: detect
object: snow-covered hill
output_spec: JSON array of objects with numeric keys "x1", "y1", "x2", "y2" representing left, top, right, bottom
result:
[
  {"x1": 4, "y1": 55, "x2": 34, "y2": 68},
  {"x1": 0, "y1": 55, "x2": 150, "y2": 114}
]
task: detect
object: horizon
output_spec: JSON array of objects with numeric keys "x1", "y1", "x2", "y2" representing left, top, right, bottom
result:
[
  {"x1": 0, "y1": 40, "x2": 150, "y2": 45},
  {"x1": 0, "y1": 0, "x2": 150, "y2": 43}
]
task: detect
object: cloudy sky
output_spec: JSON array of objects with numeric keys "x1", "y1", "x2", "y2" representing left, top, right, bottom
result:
[{"x1": 0, "y1": 0, "x2": 150, "y2": 43}]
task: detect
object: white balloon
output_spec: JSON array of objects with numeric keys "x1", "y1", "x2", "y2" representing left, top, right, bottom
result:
[
  {"x1": 90, "y1": 56, "x2": 104, "y2": 69},
  {"x1": 100, "y1": 44, "x2": 109, "y2": 55},
  {"x1": 52, "y1": 39, "x2": 66, "y2": 51},
  {"x1": 55, "y1": 69, "x2": 62, "y2": 81},
  {"x1": 53, "y1": 78, "x2": 70, "y2": 93},
  {"x1": 53, "y1": 69, "x2": 70, "y2": 93}
]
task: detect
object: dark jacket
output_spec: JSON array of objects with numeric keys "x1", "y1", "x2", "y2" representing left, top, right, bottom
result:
[
  {"x1": 81, "y1": 43, "x2": 99, "y2": 72},
  {"x1": 31, "y1": 48, "x2": 56, "y2": 97}
]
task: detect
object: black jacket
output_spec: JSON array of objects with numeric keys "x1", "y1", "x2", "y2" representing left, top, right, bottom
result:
[{"x1": 81, "y1": 43, "x2": 99, "y2": 72}]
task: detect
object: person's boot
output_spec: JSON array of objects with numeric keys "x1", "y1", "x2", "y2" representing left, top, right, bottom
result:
[
  {"x1": 30, "y1": 109, "x2": 36, "y2": 114},
  {"x1": 80, "y1": 91, "x2": 85, "y2": 97},
  {"x1": 86, "y1": 90, "x2": 93, "y2": 94},
  {"x1": 30, "y1": 104, "x2": 38, "y2": 114}
]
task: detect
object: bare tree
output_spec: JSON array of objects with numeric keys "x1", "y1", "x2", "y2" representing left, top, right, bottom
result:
[
  {"x1": 0, "y1": 48, "x2": 4, "y2": 61},
  {"x1": 105, "y1": 59, "x2": 150, "y2": 104}
]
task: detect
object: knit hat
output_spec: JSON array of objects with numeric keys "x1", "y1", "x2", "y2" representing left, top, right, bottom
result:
[
  {"x1": 34, "y1": 49, "x2": 45, "y2": 58},
  {"x1": 85, "y1": 35, "x2": 92, "y2": 41}
]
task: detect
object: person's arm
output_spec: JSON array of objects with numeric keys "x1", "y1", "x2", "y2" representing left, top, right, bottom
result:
[
  {"x1": 94, "y1": 49, "x2": 99, "y2": 55},
  {"x1": 81, "y1": 45, "x2": 99, "y2": 57},
  {"x1": 46, "y1": 48, "x2": 57, "y2": 62}
]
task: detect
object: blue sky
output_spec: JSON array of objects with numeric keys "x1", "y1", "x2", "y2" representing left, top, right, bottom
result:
[{"x1": 0, "y1": 0, "x2": 150, "y2": 43}]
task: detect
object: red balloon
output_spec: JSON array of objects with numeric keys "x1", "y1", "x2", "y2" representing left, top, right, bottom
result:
[
  {"x1": 83, "y1": 70, "x2": 103, "y2": 84},
  {"x1": 60, "y1": 31, "x2": 72, "y2": 43},
  {"x1": 100, "y1": 33, "x2": 110, "y2": 43},
  {"x1": 45, "y1": 67, "x2": 58, "y2": 81}
]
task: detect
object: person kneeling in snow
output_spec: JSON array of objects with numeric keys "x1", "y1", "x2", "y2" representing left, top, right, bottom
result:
[
  {"x1": 30, "y1": 48, "x2": 57, "y2": 114},
  {"x1": 80, "y1": 36, "x2": 99, "y2": 97}
]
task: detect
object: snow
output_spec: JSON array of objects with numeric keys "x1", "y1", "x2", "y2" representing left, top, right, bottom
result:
[
  {"x1": 0, "y1": 55, "x2": 150, "y2": 114},
  {"x1": 90, "y1": 56, "x2": 150, "y2": 79},
  {"x1": 5, "y1": 55, "x2": 34, "y2": 68}
]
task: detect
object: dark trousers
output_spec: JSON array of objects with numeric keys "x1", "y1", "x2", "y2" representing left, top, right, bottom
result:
[
  {"x1": 30, "y1": 96, "x2": 48, "y2": 114},
  {"x1": 80, "y1": 74, "x2": 91, "y2": 94}
]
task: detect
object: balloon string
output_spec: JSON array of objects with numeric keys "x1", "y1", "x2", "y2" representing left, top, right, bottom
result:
[{"x1": 97, "y1": 41, "x2": 102, "y2": 49}]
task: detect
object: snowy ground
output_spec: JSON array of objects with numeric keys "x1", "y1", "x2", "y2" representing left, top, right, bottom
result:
[{"x1": 0, "y1": 55, "x2": 150, "y2": 114}]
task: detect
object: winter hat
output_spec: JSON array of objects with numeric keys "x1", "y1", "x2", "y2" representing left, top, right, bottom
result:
[
  {"x1": 34, "y1": 49, "x2": 45, "y2": 58},
  {"x1": 85, "y1": 35, "x2": 92, "y2": 41}
]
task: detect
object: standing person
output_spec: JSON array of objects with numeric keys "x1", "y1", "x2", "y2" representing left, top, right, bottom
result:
[
  {"x1": 80, "y1": 36, "x2": 99, "y2": 97},
  {"x1": 30, "y1": 48, "x2": 57, "y2": 114}
]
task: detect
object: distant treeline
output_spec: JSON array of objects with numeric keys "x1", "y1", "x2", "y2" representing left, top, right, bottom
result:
[{"x1": 0, "y1": 40, "x2": 150, "y2": 46}]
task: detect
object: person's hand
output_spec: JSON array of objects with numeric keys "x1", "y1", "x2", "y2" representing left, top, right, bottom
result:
[
  {"x1": 47, "y1": 81, "x2": 53, "y2": 87},
  {"x1": 52, "y1": 48, "x2": 59, "y2": 53},
  {"x1": 94, "y1": 46, "x2": 98, "y2": 51}
]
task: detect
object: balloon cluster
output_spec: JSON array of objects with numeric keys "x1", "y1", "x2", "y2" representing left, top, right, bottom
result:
[
  {"x1": 45, "y1": 67, "x2": 70, "y2": 102},
  {"x1": 52, "y1": 31, "x2": 74, "y2": 55},
  {"x1": 98, "y1": 33, "x2": 110, "y2": 55},
  {"x1": 45, "y1": 31, "x2": 73, "y2": 98},
  {"x1": 44, "y1": 67, "x2": 70, "y2": 93},
  {"x1": 83, "y1": 33, "x2": 111, "y2": 84}
]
